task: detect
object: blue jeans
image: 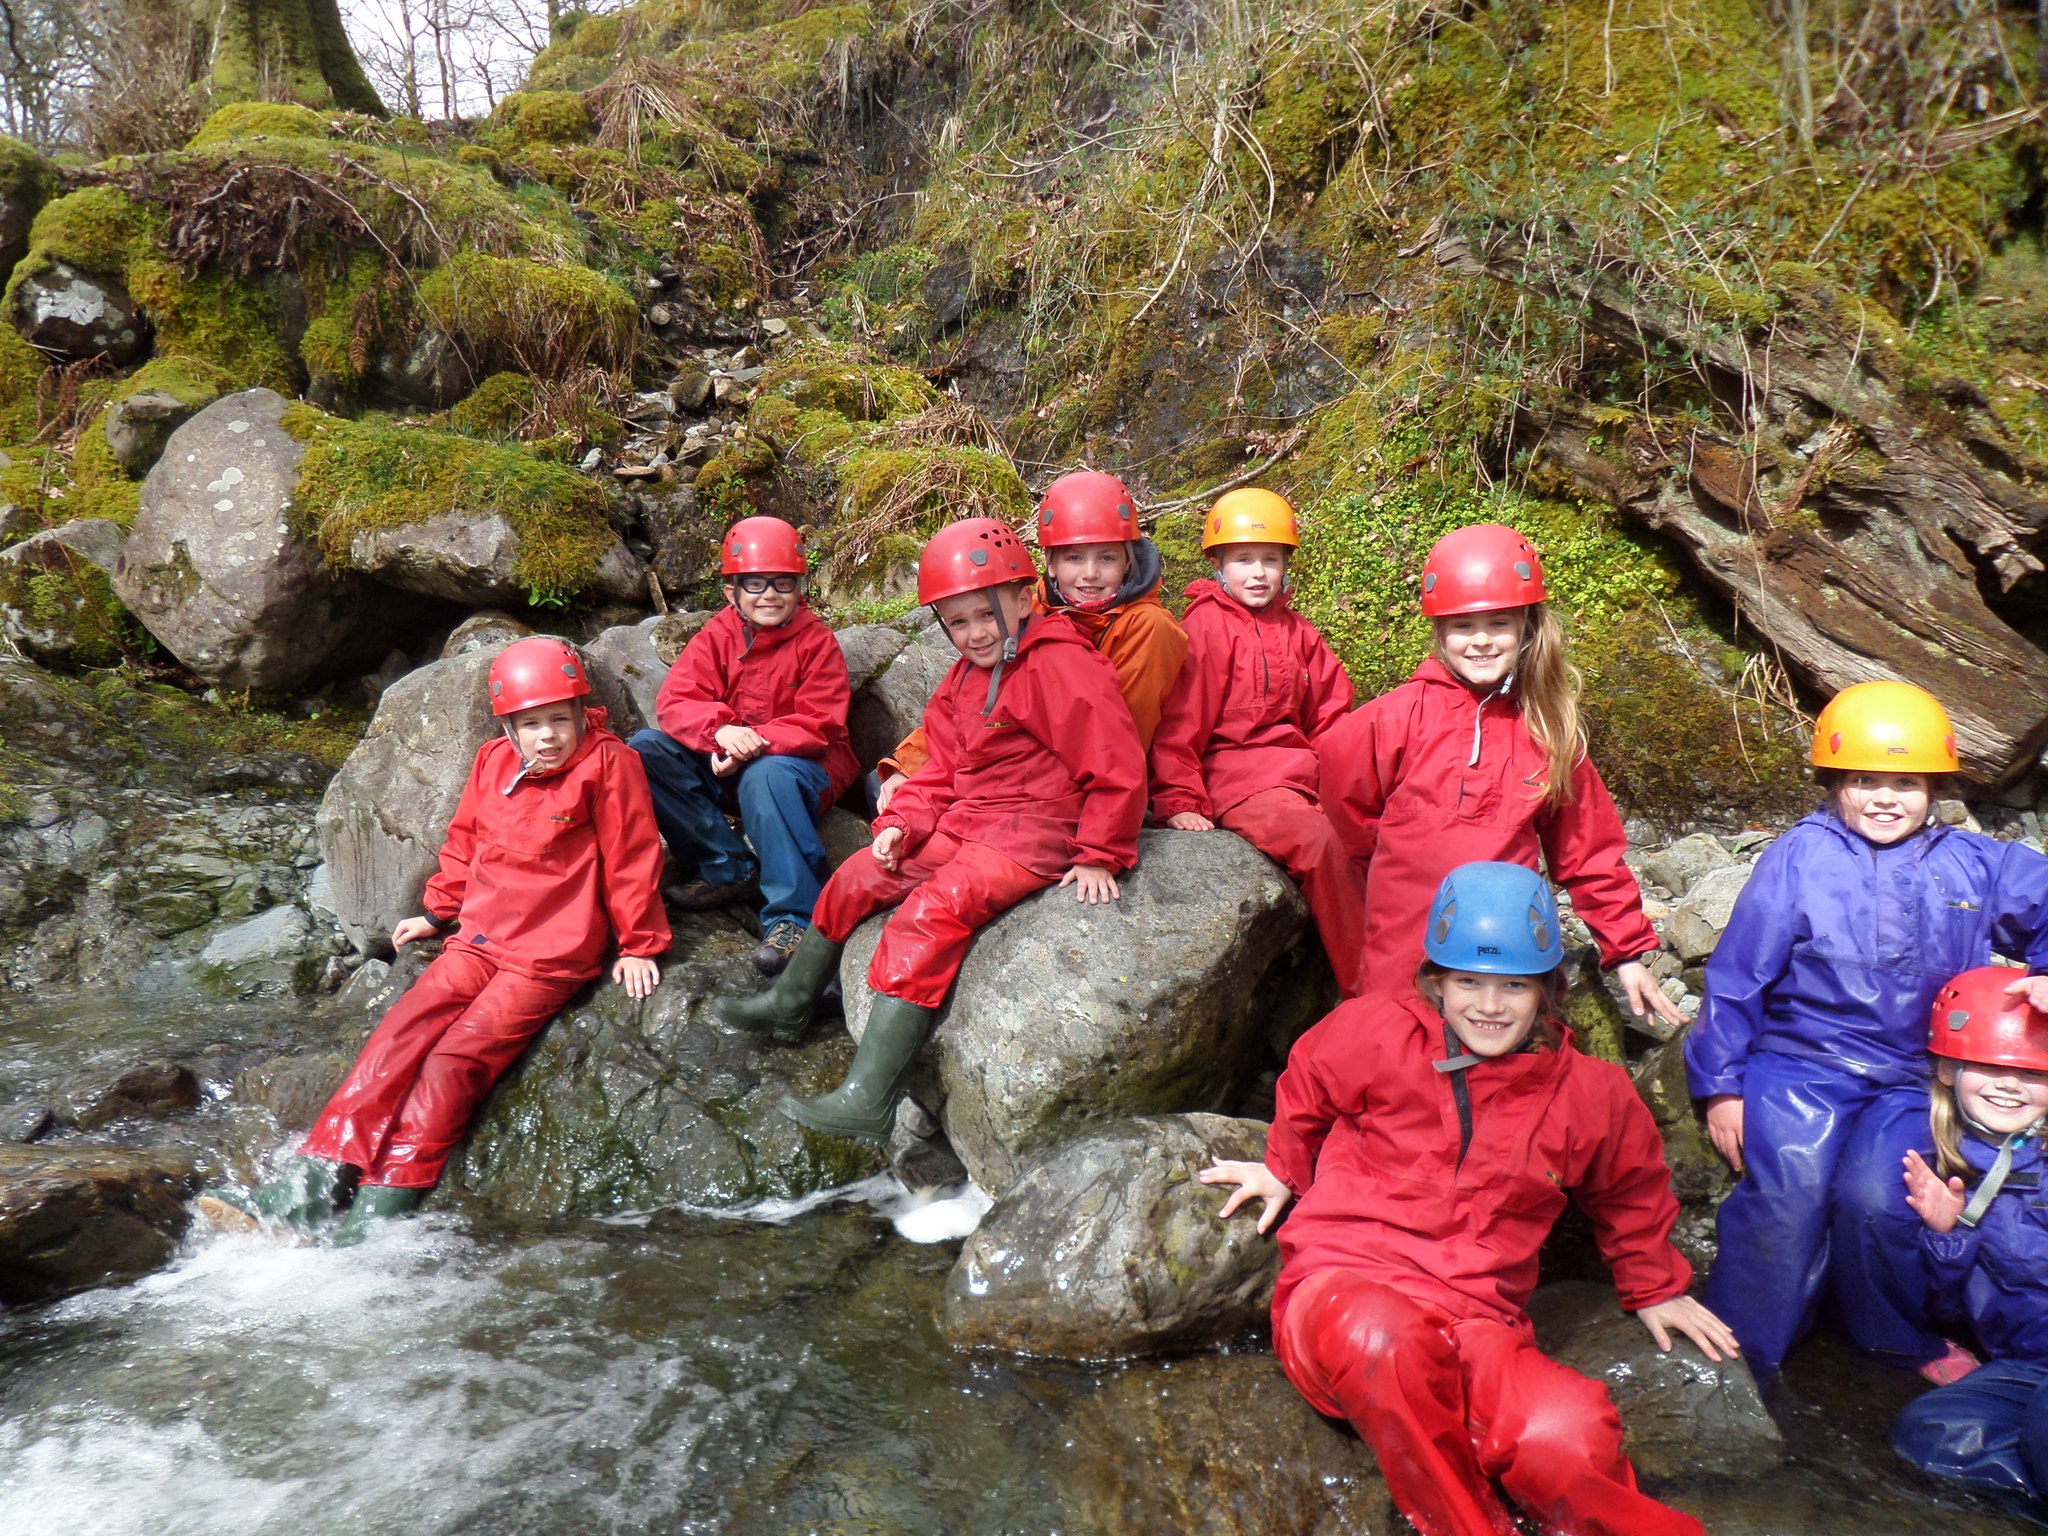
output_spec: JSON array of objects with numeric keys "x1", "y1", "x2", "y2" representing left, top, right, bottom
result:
[
  {"x1": 1894, "y1": 1358, "x2": 2048, "y2": 1521},
  {"x1": 1704, "y1": 1049, "x2": 1940, "y2": 1374},
  {"x1": 628, "y1": 730, "x2": 834, "y2": 931}
]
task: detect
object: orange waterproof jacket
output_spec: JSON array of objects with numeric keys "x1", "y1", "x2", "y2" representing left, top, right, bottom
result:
[
  {"x1": 423, "y1": 709, "x2": 672, "y2": 981},
  {"x1": 1267, "y1": 990, "x2": 1691, "y2": 1337},
  {"x1": 881, "y1": 582, "x2": 1188, "y2": 779},
  {"x1": 877, "y1": 611, "x2": 1147, "y2": 876},
  {"x1": 1148, "y1": 581, "x2": 1354, "y2": 821},
  {"x1": 655, "y1": 605, "x2": 859, "y2": 803}
]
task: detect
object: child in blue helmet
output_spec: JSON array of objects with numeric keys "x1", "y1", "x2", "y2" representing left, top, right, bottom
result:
[
  {"x1": 1207, "y1": 862, "x2": 1735, "y2": 1536},
  {"x1": 1687, "y1": 682, "x2": 2048, "y2": 1382},
  {"x1": 1891, "y1": 968, "x2": 2048, "y2": 1518}
]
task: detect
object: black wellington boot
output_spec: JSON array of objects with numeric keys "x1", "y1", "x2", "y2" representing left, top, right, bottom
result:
[
  {"x1": 712, "y1": 926, "x2": 843, "y2": 1043},
  {"x1": 777, "y1": 995, "x2": 935, "y2": 1143}
]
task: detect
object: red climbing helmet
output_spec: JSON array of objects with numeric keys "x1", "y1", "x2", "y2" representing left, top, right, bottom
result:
[
  {"x1": 1420, "y1": 523, "x2": 1548, "y2": 616},
  {"x1": 721, "y1": 515, "x2": 806, "y2": 575},
  {"x1": 487, "y1": 636, "x2": 592, "y2": 716},
  {"x1": 918, "y1": 518, "x2": 1035, "y2": 605},
  {"x1": 1930, "y1": 967, "x2": 2048, "y2": 1071},
  {"x1": 1036, "y1": 471, "x2": 1140, "y2": 548}
]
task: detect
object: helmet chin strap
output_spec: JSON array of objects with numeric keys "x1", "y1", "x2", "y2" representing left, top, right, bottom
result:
[
  {"x1": 984, "y1": 593, "x2": 1021, "y2": 716},
  {"x1": 1956, "y1": 1084, "x2": 2048, "y2": 1227}
]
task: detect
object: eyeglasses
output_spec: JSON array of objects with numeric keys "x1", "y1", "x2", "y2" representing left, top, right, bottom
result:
[{"x1": 732, "y1": 574, "x2": 804, "y2": 594}]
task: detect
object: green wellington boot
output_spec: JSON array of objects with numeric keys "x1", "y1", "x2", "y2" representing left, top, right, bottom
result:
[
  {"x1": 778, "y1": 995, "x2": 935, "y2": 1143},
  {"x1": 196, "y1": 1155, "x2": 352, "y2": 1237},
  {"x1": 329, "y1": 1184, "x2": 422, "y2": 1247},
  {"x1": 711, "y1": 925, "x2": 843, "y2": 1043}
]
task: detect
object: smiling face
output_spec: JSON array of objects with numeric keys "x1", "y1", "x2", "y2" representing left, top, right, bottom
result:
[
  {"x1": 1047, "y1": 542, "x2": 1132, "y2": 606},
  {"x1": 1211, "y1": 543, "x2": 1289, "y2": 608},
  {"x1": 1941, "y1": 1057, "x2": 2048, "y2": 1136},
  {"x1": 1835, "y1": 770, "x2": 1932, "y2": 845},
  {"x1": 506, "y1": 700, "x2": 583, "y2": 774},
  {"x1": 934, "y1": 582, "x2": 1036, "y2": 670},
  {"x1": 1436, "y1": 969, "x2": 1545, "y2": 1058},
  {"x1": 725, "y1": 573, "x2": 802, "y2": 628},
  {"x1": 1436, "y1": 608, "x2": 1524, "y2": 690}
]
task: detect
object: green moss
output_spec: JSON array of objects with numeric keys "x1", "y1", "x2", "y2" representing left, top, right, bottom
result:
[
  {"x1": 283, "y1": 407, "x2": 620, "y2": 603},
  {"x1": 188, "y1": 102, "x2": 335, "y2": 147},
  {"x1": 0, "y1": 534, "x2": 135, "y2": 668},
  {"x1": 497, "y1": 91, "x2": 594, "y2": 147},
  {"x1": 762, "y1": 348, "x2": 939, "y2": 422},
  {"x1": 417, "y1": 253, "x2": 637, "y2": 379},
  {"x1": 19, "y1": 185, "x2": 153, "y2": 274},
  {"x1": 450, "y1": 372, "x2": 539, "y2": 438},
  {"x1": 694, "y1": 434, "x2": 779, "y2": 521}
]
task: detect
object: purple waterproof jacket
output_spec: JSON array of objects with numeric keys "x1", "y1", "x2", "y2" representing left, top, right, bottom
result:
[
  {"x1": 1923, "y1": 1133, "x2": 2048, "y2": 1362},
  {"x1": 1684, "y1": 810, "x2": 2048, "y2": 1100}
]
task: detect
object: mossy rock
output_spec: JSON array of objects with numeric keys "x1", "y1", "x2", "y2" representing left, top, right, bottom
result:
[
  {"x1": 449, "y1": 371, "x2": 539, "y2": 439},
  {"x1": 761, "y1": 349, "x2": 938, "y2": 422},
  {"x1": 417, "y1": 252, "x2": 637, "y2": 380},
  {"x1": 493, "y1": 90, "x2": 593, "y2": 148},
  {"x1": 187, "y1": 102, "x2": 335, "y2": 147}
]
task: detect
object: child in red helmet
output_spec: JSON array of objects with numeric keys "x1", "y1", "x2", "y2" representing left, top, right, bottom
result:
[
  {"x1": 1318, "y1": 522, "x2": 1680, "y2": 1026},
  {"x1": 199, "y1": 637, "x2": 670, "y2": 1244},
  {"x1": 1893, "y1": 969, "x2": 2048, "y2": 1515},
  {"x1": 873, "y1": 471, "x2": 1187, "y2": 809},
  {"x1": 1148, "y1": 487, "x2": 1370, "y2": 996},
  {"x1": 1205, "y1": 862, "x2": 1735, "y2": 1536},
  {"x1": 631, "y1": 516, "x2": 858, "y2": 975},
  {"x1": 713, "y1": 518, "x2": 1146, "y2": 1142}
]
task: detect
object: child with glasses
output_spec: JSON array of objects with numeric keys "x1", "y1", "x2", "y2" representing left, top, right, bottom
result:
[{"x1": 629, "y1": 517, "x2": 857, "y2": 974}]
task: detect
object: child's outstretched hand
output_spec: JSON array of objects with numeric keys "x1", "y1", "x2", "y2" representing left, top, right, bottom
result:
[
  {"x1": 871, "y1": 826, "x2": 906, "y2": 872},
  {"x1": 391, "y1": 915, "x2": 440, "y2": 947},
  {"x1": 1614, "y1": 960, "x2": 1687, "y2": 1029},
  {"x1": 1166, "y1": 812, "x2": 1214, "y2": 832},
  {"x1": 2006, "y1": 973, "x2": 2048, "y2": 1014},
  {"x1": 1061, "y1": 864, "x2": 1121, "y2": 903},
  {"x1": 1904, "y1": 1149, "x2": 1968, "y2": 1234},
  {"x1": 613, "y1": 955, "x2": 660, "y2": 999},
  {"x1": 1636, "y1": 1295, "x2": 1741, "y2": 1362},
  {"x1": 1200, "y1": 1160, "x2": 1292, "y2": 1233}
]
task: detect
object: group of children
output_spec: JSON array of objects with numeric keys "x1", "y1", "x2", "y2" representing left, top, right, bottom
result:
[{"x1": 196, "y1": 474, "x2": 2048, "y2": 1532}]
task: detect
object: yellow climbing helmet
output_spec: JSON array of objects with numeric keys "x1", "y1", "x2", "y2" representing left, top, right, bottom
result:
[
  {"x1": 1202, "y1": 488, "x2": 1300, "y2": 551},
  {"x1": 1811, "y1": 680, "x2": 1959, "y2": 774}
]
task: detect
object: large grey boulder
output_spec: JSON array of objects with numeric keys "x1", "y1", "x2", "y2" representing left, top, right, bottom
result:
[
  {"x1": 1642, "y1": 831, "x2": 1735, "y2": 897},
  {"x1": 447, "y1": 912, "x2": 885, "y2": 1214},
  {"x1": 315, "y1": 638, "x2": 645, "y2": 953},
  {"x1": 113, "y1": 390, "x2": 361, "y2": 689},
  {"x1": 582, "y1": 615, "x2": 668, "y2": 725},
  {"x1": 12, "y1": 259, "x2": 148, "y2": 364},
  {"x1": 195, "y1": 902, "x2": 324, "y2": 997},
  {"x1": 0, "y1": 517, "x2": 126, "y2": 663},
  {"x1": 836, "y1": 623, "x2": 909, "y2": 694},
  {"x1": 842, "y1": 828, "x2": 1332, "y2": 1189},
  {"x1": 940, "y1": 1114, "x2": 1279, "y2": 1359},
  {"x1": 1528, "y1": 1281, "x2": 1784, "y2": 1479},
  {"x1": 345, "y1": 510, "x2": 648, "y2": 607},
  {"x1": 1666, "y1": 863, "x2": 1754, "y2": 960},
  {"x1": 848, "y1": 633, "x2": 954, "y2": 767},
  {"x1": 1061, "y1": 1353, "x2": 1396, "y2": 1536},
  {"x1": 0, "y1": 1143, "x2": 198, "y2": 1304}
]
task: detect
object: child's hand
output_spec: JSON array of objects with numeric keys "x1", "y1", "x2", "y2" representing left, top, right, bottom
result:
[
  {"x1": 1166, "y1": 812, "x2": 1214, "y2": 832},
  {"x1": 612, "y1": 955, "x2": 661, "y2": 999},
  {"x1": 1636, "y1": 1295, "x2": 1741, "y2": 1362},
  {"x1": 871, "y1": 826, "x2": 906, "y2": 871},
  {"x1": 1614, "y1": 960, "x2": 1687, "y2": 1029},
  {"x1": 710, "y1": 752, "x2": 739, "y2": 778},
  {"x1": 1704, "y1": 1095, "x2": 1744, "y2": 1173},
  {"x1": 2006, "y1": 973, "x2": 2048, "y2": 1014},
  {"x1": 391, "y1": 915, "x2": 440, "y2": 947},
  {"x1": 1200, "y1": 1160, "x2": 1292, "y2": 1233},
  {"x1": 714, "y1": 724, "x2": 770, "y2": 762},
  {"x1": 1904, "y1": 1149, "x2": 1968, "y2": 1234},
  {"x1": 1060, "y1": 864, "x2": 1122, "y2": 903},
  {"x1": 875, "y1": 772, "x2": 907, "y2": 813}
]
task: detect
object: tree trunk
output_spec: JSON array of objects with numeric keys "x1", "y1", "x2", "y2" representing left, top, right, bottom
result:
[{"x1": 201, "y1": 0, "x2": 386, "y2": 116}]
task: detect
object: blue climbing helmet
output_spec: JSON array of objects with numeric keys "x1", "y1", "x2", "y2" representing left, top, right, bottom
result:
[{"x1": 1423, "y1": 861, "x2": 1565, "y2": 975}]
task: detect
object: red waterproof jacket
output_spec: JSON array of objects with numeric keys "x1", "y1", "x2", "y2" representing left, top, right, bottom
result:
[
  {"x1": 1149, "y1": 581, "x2": 1354, "y2": 820},
  {"x1": 654, "y1": 605, "x2": 858, "y2": 803},
  {"x1": 877, "y1": 611, "x2": 1146, "y2": 876},
  {"x1": 1319, "y1": 657, "x2": 1657, "y2": 982},
  {"x1": 423, "y1": 708, "x2": 671, "y2": 981},
  {"x1": 1267, "y1": 990, "x2": 1691, "y2": 1336}
]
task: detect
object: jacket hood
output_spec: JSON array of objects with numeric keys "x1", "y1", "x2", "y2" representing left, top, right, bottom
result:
[
  {"x1": 1802, "y1": 802, "x2": 1945, "y2": 855},
  {"x1": 1044, "y1": 536, "x2": 1164, "y2": 612},
  {"x1": 715, "y1": 601, "x2": 822, "y2": 655}
]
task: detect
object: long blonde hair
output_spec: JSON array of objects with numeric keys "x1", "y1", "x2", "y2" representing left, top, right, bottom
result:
[{"x1": 1434, "y1": 602, "x2": 1585, "y2": 810}]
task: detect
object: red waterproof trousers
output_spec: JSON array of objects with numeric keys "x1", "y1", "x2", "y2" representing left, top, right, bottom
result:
[
  {"x1": 299, "y1": 945, "x2": 584, "y2": 1189},
  {"x1": 812, "y1": 831, "x2": 1048, "y2": 1007},
  {"x1": 1219, "y1": 787, "x2": 1370, "y2": 997},
  {"x1": 1277, "y1": 1269, "x2": 1703, "y2": 1536}
]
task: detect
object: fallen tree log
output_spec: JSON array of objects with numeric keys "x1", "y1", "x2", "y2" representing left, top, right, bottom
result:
[{"x1": 1437, "y1": 227, "x2": 2048, "y2": 783}]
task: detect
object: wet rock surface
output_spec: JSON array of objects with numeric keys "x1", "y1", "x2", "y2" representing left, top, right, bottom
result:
[
  {"x1": 941, "y1": 1114, "x2": 1278, "y2": 1360},
  {"x1": 61, "y1": 1061, "x2": 202, "y2": 1131},
  {"x1": 0, "y1": 1143, "x2": 198, "y2": 1304},
  {"x1": 842, "y1": 828, "x2": 1333, "y2": 1189}
]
